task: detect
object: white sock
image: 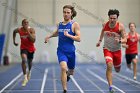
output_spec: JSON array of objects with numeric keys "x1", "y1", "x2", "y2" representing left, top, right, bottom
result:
[{"x1": 24, "y1": 74, "x2": 28, "y2": 80}]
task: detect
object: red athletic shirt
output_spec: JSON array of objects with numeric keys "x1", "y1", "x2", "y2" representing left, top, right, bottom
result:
[
  {"x1": 103, "y1": 21, "x2": 121, "y2": 52},
  {"x1": 125, "y1": 32, "x2": 138, "y2": 54},
  {"x1": 103, "y1": 21, "x2": 120, "y2": 33},
  {"x1": 18, "y1": 27, "x2": 36, "y2": 52}
]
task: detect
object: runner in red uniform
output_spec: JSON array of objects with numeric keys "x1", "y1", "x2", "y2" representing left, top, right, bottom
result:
[
  {"x1": 122, "y1": 22, "x2": 140, "y2": 80},
  {"x1": 13, "y1": 19, "x2": 36, "y2": 86},
  {"x1": 96, "y1": 9, "x2": 127, "y2": 93}
]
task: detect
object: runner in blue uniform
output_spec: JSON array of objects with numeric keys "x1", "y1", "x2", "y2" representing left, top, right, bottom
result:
[{"x1": 45, "y1": 5, "x2": 80, "y2": 93}]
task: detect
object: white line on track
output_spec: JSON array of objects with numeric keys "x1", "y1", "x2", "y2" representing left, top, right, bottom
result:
[
  {"x1": 40, "y1": 68, "x2": 48, "y2": 93},
  {"x1": 53, "y1": 67, "x2": 57, "y2": 93},
  {"x1": 70, "y1": 75, "x2": 85, "y2": 93},
  {"x1": 114, "y1": 72, "x2": 140, "y2": 85},
  {"x1": 125, "y1": 69, "x2": 140, "y2": 76},
  {"x1": 0, "y1": 72, "x2": 22, "y2": 93},
  {"x1": 77, "y1": 68, "x2": 105, "y2": 93},
  {"x1": 87, "y1": 69, "x2": 126, "y2": 93}
]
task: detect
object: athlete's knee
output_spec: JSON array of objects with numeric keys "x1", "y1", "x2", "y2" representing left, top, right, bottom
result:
[
  {"x1": 133, "y1": 60, "x2": 137, "y2": 65},
  {"x1": 61, "y1": 65, "x2": 67, "y2": 72},
  {"x1": 106, "y1": 62, "x2": 113, "y2": 70},
  {"x1": 22, "y1": 58, "x2": 27, "y2": 63}
]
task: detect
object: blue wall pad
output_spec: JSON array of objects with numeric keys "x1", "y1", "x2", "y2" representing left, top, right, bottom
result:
[{"x1": 0, "y1": 34, "x2": 5, "y2": 65}]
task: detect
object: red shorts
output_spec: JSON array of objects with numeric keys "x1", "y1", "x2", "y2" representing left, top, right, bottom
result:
[{"x1": 103, "y1": 49, "x2": 122, "y2": 68}]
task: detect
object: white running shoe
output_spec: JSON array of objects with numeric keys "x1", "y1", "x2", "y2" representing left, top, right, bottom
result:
[
  {"x1": 22, "y1": 79, "x2": 28, "y2": 86},
  {"x1": 134, "y1": 76, "x2": 137, "y2": 80}
]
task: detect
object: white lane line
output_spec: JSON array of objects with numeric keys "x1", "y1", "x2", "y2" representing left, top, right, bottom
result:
[
  {"x1": 87, "y1": 69, "x2": 126, "y2": 93},
  {"x1": 125, "y1": 69, "x2": 140, "y2": 76},
  {"x1": 70, "y1": 75, "x2": 84, "y2": 93},
  {"x1": 6, "y1": 76, "x2": 22, "y2": 93},
  {"x1": 114, "y1": 74, "x2": 140, "y2": 89},
  {"x1": 40, "y1": 68, "x2": 48, "y2": 93},
  {"x1": 53, "y1": 67, "x2": 57, "y2": 93},
  {"x1": 77, "y1": 68, "x2": 105, "y2": 93},
  {"x1": 0, "y1": 72, "x2": 22, "y2": 93},
  {"x1": 114, "y1": 73, "x2": 140, "y2": 85}
]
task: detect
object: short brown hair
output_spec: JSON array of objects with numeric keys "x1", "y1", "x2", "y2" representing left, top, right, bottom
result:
[
  {"x1": 129, "y1": 22, "x2": 136, "y2": 28},
  {"x1": 63, "y1": 5, "x2": 77, "y2": 19}
]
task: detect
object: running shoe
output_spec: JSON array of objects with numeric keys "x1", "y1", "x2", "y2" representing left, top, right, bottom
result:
[
  {"x1": 134, "y1": 76, "x2": 137, "y2": 80},
  {"x1": 63, "y1": 90, "x2": 67, "y2": 93},
  {"x1": 66, "y1": 71, "x2": 70, "y2": 82},
  {"x1": 109, "y1": 87, "x2": 114, "y2": 93},
  {"x1": 22, "y1": 79, "x2": 28, "y2": 87}
]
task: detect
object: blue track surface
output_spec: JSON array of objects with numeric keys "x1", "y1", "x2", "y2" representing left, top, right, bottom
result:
[{"x1": 0, "y1": 62, "x2": 140, "y2": 93}]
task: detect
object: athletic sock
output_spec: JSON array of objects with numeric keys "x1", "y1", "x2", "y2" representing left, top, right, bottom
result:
[{"x1": 24, "y1": 74, "x2": 28, "y2": 80}]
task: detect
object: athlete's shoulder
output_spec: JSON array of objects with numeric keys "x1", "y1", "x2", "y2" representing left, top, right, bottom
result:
[
  {"x1": 73, "y1": 21, "x2": 79, "y2": 25},
  {"x1": 135, "y1": 32, "x2": 140, "y2": 38},
  {"x1": 29, "y1": 27, "x2": 34, "y2": 30},
  {"x1": 72, "y1": 21, "x2": 79, "y2": 26},
  {"x1": 118, "y1": 22, "x2": 124, "y2": 27},
  {"x1": 118, "y1": 22, "x2": 125, "y2": 31},
  {"x1": 102, "y1": 21, "x2": 108, "y2": 30},
  {"x1": 14, "y1": 27, "x2": 22, "y2": 33},
  {"x1": 72, "y1": 21, "x2": 80, "y2": 30},
  {"x1": 18, "y1": 26, "x2": 24, "y2": 31},
  {"x1": 102, "y1": 21, "x2": 107, "y2": 27}
]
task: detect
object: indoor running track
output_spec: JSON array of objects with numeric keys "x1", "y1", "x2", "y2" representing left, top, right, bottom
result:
[{"x1": 0, "y1": 62, "x2": 140, "y2": 93}]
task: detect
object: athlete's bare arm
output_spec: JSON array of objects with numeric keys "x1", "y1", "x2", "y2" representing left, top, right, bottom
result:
[
  {"x1": 28, "y1": 28, "x2": 36, "y2": 43},
  {"x1": 44, "y1": 24, "x2": 58, "y2": 43},
  {"x1": 13, "y1": 28, "x2": 19, "y2": 46},
  {"x1": 122, "y1": 33, "x2": 128, "y2": 48},
  {"x1": 96, "y1": 23, "x2": 105, "y2": 47},
  {"x1": 64, "y1": 22, "x2": 81, "y2": 42},
  {"x1": 137, "y1": 33, "x2": 140, "y2": 42},
  {"x1": 119, "y1": 23, "x2": 127, "y2": 43}
]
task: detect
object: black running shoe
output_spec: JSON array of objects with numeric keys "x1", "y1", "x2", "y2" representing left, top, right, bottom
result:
[
  {"x1": 66, "y1": 71, "x2": 70, "y2": 82},
  {"x1": 63, "y1": 90, "x2": 67, "y2": 93}
]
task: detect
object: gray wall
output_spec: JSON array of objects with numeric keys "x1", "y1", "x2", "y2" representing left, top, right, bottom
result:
[{"x1": 16, "y1": 0, "x2": 140, "y2": 26}]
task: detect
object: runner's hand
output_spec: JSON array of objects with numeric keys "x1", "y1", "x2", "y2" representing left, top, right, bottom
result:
[
  {"x1": 14, "y1": 42, "x2": 18, "y2": 46},
  {"x1": 64, "y1": 31, "x2": 70, "y2": 37},
  {"x1": 44, "y1": 36, "x2": 50, "y2": 43},
  {"x1": 115, "y1": 37, "x2": 120, "y2": 43},
  {"x1": 96, "y1": 42, "x2": 101, "y2": 47}
]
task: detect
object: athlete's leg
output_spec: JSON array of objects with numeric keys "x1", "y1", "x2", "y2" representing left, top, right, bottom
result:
[
  {"x1": 28, "y1": 59, "x2": 32, "y2": 71},
  {"x1": 125, "y1": 54, "x2": 132, "y2": 70},
  {"x1": 66, "y1": 69, "x2": 74, "y2": 82},
  {"x1": 60, "y1": 61, "x2": 68, "y2": 91},
  {"x1": 21, "y1": 54, "x2": 27, "y2": 75},
  {"x1": 127, "y1": 64, "x2": 132, "y2": 70},
  {"x1": 67, "y1": 52, "x2": 76, "y2": 82},
  {"x1": 27, "y1": 52, "x2": 34, "y2": 80},
  {"x1": 106, "y1": 62, "x2": 113, "y2": 87},
  {"x1": 132, "y1": 58, "x2": 137, "y2": 80},
  {"x1": 104, "y1": 49, "x2": 114, "y2": 92},
  {"x1": 113, "y1": 50, "x2": 122, "y2": 73},
  {"x1": 27, "y1": 59, "x2": 32, "y2": 80},
  {"x1": 20, "y1": 50, "x2": 28, "y2": 86},
  {"x1": 27, "y1": 52, "x2": 34, "y2": 71},
  {"x1": 57, "y1": 50, "x2": 69, "y2": 92}
]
